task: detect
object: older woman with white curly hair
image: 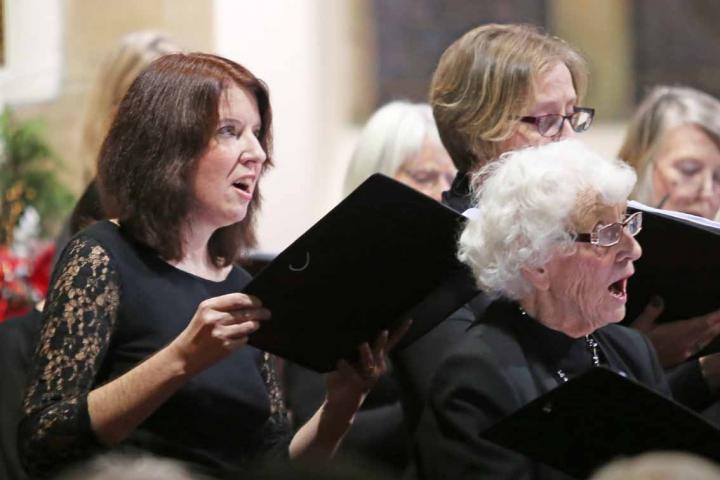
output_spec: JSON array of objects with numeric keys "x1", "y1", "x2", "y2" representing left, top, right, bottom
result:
[{"x1": 412, "y1": 140, "x2": 672, "y2": 480}]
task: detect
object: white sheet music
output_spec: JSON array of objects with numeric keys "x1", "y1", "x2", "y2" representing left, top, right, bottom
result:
[{"x1": 628, "y1": 200, "x2": 720, "y2": 231}]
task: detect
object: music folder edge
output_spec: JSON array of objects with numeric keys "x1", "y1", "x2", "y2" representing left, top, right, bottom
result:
[{"x1": 244, "y1": 174, "x2": 479, "y2": 372}]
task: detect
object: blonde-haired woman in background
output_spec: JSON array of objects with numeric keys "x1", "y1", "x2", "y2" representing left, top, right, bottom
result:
[
  {"x1": 79, "y1": 31, "x2": 180, "y2": 182},
  {"x1": 619, "y1": 85, "x2": 720, "y2": 220},
  {"x1": 617, "y1": 86, "x2": 720, "y2": 379},
  {"x1": 393, "y1": 23, "x2": 595, "y2": 436},
  {"x1": 53, "y1": 31, "x2": 181, "y2": 262},
  {"x1": 342, "y1": 101, "x2": 455, "y2": 201}
]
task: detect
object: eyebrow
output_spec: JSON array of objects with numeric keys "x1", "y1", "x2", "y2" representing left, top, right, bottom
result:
[
  {"x1": 217, "y1": 117, "x2": 261, "y2": 130},
  {"x1": 530, "y1": 98, "x2": 577, "y2": 113}
]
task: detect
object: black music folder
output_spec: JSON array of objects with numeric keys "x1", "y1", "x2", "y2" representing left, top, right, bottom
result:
[
  {"x1": 624, "y1": 201, "x2": 720, "y2": 353},
  {"x1": 245, "y1": 174, "x2": 478, "y2": 372},
  {"x1": 482, "y1": 367, "x2": 720, "y2": 479}
]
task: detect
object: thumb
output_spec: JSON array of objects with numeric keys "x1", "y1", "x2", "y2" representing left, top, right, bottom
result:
[{"x1": 631, "y1": 295, "x2": 664, "y2": 332}]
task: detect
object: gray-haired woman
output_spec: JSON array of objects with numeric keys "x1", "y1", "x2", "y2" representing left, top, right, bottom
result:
[{"x1": 413, "y1": 140, "x2": 671, "y2": 479}]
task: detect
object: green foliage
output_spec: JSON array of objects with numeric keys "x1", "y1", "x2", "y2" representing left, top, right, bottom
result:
[{"x1": 0, "y1": 108, "x2": 75, "y2": 244}]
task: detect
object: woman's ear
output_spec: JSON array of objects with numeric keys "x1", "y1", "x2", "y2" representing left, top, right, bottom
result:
[{"x1": 521, "y1": 265, "x2": 550, "y2": 291}]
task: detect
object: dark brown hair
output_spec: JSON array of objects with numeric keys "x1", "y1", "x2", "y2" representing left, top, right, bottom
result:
[{"x1": 98, "y1": 53, "x2": 273, "y2": 266}]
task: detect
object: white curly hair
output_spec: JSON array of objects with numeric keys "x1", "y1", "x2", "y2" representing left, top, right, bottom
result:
[{"x1": 458, "y1": 139, "x2": 637, "y2": 299}]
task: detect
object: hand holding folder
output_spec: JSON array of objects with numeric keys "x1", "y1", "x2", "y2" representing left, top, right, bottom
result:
[
  {"x1": 625, "y1": 201, "x2": 720, "y2": 360},
  {"x1": 245, "y1": 174, "x2": 478, "y2": 372}
]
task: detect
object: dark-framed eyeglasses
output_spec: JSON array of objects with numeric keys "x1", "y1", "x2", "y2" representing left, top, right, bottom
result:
[
  {"x1": 519, "y1": 107, "x2": 595, "y2": 137},
  {"x1": 575, "y1": 211, "x2": 642, "y2": 247}
]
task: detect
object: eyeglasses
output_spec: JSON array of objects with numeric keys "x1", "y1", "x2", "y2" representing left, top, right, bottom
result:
[
  {"x1": 519, "y1": 107, "x2": 595, "y2": 137},
  {"x1": 575, "y1": 211, "x2": 642, "y2": 247}
]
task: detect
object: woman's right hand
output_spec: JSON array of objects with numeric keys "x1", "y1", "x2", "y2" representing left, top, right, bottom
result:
[
  {"x1": 631, "y1": 296, "x2": 720, "y2": 368},
  {"x1": 170, "y1": 293, "x2": 270, "y2": 375}
]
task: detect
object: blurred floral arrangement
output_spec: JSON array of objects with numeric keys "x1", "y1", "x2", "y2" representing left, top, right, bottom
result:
[{"x1": 0, "y1": 108, "x2": 75, "y2": 320}]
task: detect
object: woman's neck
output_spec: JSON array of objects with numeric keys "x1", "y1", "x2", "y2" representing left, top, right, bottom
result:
[
  {"x1": 519, "y1": 292, "x2": 589, "y2": 339},
  {"x1": 167, "y1": 221, "x2": 230, "y2": 281}
]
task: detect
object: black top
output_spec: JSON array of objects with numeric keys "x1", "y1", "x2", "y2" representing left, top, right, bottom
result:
[
  {"x1": 0, "y1": 309, "x2": 42, "y2": 480},
  {"x1": 412, "y1": 299, "x2": 671, "y2": 480},
  {"x1": 19, "y1": 221, "x2": 290, "y2": 477}
]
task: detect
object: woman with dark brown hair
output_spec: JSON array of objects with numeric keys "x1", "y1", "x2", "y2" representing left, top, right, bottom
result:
[{"x1": 18, "y1": 53, "x2": 395, "y2": 478}]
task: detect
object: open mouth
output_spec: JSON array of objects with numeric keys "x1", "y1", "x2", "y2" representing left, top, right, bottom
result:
[
  {"x1": 608, "y1": 277, "x2": 629, "y2": 300},
  {"x1": 233, "y1": 179, "x2": 252, "y2": 194}
]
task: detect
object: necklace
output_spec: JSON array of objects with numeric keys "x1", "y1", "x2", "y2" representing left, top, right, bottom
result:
[
  {"x1": 517, "y1": 306, "x2": 602, "y2": 383},
  {"x1": 557, "y1": 334, "x2": 601, "y2": 383}
]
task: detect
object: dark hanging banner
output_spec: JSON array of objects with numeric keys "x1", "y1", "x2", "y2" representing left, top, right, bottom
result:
[
  {"x1": 633, "y1": 0, "x2": 720, "y2": 101},
  {"x1": 371, "y1": 0, "x2": 547, "y2": 107}
]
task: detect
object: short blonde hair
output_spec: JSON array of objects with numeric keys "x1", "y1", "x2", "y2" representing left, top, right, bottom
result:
[
  {"x1": 80, "y1": 31, "x2": 180, "y2": 181},
  {"x1": 618, "y1": 85, "x2": 720, "y2": 205},
  {"x1": 430, "y1": 23, "x2": 588, "y2": 172},
  {"x1": 343, "y1": 101, "x2": 439, "y2": 196}
]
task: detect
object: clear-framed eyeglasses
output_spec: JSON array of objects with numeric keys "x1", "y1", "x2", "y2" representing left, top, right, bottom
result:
[
  {"x1": 575, "y1": 211, "x2": 642, "y2": 247},
  {"x1": 518, "y1": 107, "x2": 595, "y2": 137}
]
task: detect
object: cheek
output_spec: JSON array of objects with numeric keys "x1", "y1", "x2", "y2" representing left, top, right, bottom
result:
[
  {"x1": 558, "y1": 258, "x2": 607, "y2": 310},
  {"x1": 651, "y1": 164, "x2": 677, "y2": 200},
  {"x1": 499, "y1": 129, "x2": 550, "y2": 155}
]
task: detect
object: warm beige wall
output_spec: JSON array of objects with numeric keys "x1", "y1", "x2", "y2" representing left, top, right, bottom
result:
[
  {"x1": 214, "y1": 0, "x2": 376, "y2": 253},
  {"x1": 13, "y1": 0, "x2": 213, "y2": 194},
  {"x1": 7, "y1": 0, "x2": 631, "y2": 252},
  {"x1": 549, "y1": 0, "x2": 634, "y2": 121}
]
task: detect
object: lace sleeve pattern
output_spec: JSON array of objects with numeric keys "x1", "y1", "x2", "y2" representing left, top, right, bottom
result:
[
  {"x1": 19, "y1": 235, "x2": 120, "y2": 477},
  {"x1": 258, "y1": 352, "x2": 292, "y2": 459}
]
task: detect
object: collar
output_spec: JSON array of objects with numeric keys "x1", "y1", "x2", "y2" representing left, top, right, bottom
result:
[
  {"x1": 441, "y1": 171, "x2": 473, "y2": 213},
  {"x1": 483, "y1": 299, "x2": 591, "y2": 367}
]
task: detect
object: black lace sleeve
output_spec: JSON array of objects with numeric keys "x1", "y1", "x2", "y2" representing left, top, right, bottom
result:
[
  {"x1": 18, "y1": 235, "x2": 121, "y2": 477},
  {"x1": 258, "y1": 352, "x2": 292, "y2": 459}
]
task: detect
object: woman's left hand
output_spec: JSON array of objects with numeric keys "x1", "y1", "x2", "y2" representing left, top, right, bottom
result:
[{"x1": 324, "y1": 320, "x2": 411, "y2": 417}]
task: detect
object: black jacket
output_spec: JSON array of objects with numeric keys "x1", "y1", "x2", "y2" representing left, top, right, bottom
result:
[
  {"x1": 412, "y1": 300, "x2": 671, "y2": 480},
  {"x1": 392, "y1": 171, "x2": 712, "y2": 431}
]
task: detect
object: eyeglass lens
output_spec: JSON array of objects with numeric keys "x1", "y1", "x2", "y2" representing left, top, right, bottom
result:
[
  {"x1": 539, "y1": 110, "x2": 593, "y2": 136},
  {"x1": 596, "y1": 212, "x2": 642, "y2": 246}
]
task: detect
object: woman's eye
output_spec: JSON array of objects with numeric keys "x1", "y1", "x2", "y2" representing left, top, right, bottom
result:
[
  {"x1": 409, "y1": 170, "x2": 439, "y2": 185},
  {"x1": 674, "y1": 159, "x2": 702, "y2": 176},
  {"x1": 253, "y1": 130, "x2": 262, "y2": 139},
  {"x1": 217, "y1": 125, "x2": 238, "y2": 137}
]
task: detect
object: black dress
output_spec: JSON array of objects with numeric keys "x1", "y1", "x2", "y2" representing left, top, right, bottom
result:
[
  {"x1": 19, "y1": 221, "x2": 290, "y2": 477},
  {"x1": 412, "y1": 299, "x2": 671, "y2": 480}
]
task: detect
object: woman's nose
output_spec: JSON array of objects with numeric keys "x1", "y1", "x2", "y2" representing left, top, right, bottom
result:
[
  {"x1": 241, "y1": 133, "x2": 267, "y2": 165},
  {"x1": 617, "y1": 229, "x2": 642, "y2": 262},
  {"x1": 698, "y1": 170, "x2": 716, "y2": 199},
  {"x1": 559, "y1": 117, "x2": 576, "y2": 140}
]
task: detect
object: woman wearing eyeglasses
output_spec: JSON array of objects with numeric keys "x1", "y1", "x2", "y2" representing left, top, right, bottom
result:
[
  {"x1": 392, "y1": 23, "x2": 596, "y2": 436},
  {"x1": 413, "y1": 140, "x2": 670, "y2": 480}
]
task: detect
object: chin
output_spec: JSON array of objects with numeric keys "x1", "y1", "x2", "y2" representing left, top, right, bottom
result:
[{"x1": 605, "y1": 307, "x2": 626, "y2": 326}]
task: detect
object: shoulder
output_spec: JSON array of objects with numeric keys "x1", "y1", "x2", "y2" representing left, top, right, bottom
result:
[
  {"x1": 597, "y1": 323, "x2": 652, "y2": 354},
  {"x1": 228, "y1": 265, "x2": 253, "y2": 291},
  {"x1": 231, "y1": 264, "x2": 253, "y2": 284},
  {"x1": 596, "y1": 323, "x2": 668, "y2": 392},
  {"x1": 430, "y1": 319, "x2": 526, "y2": 402}
]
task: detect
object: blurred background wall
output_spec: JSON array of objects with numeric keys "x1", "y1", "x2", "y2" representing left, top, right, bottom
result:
[{"x1": 2, "y1": 0, "x2": 720, "y2": 253}]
